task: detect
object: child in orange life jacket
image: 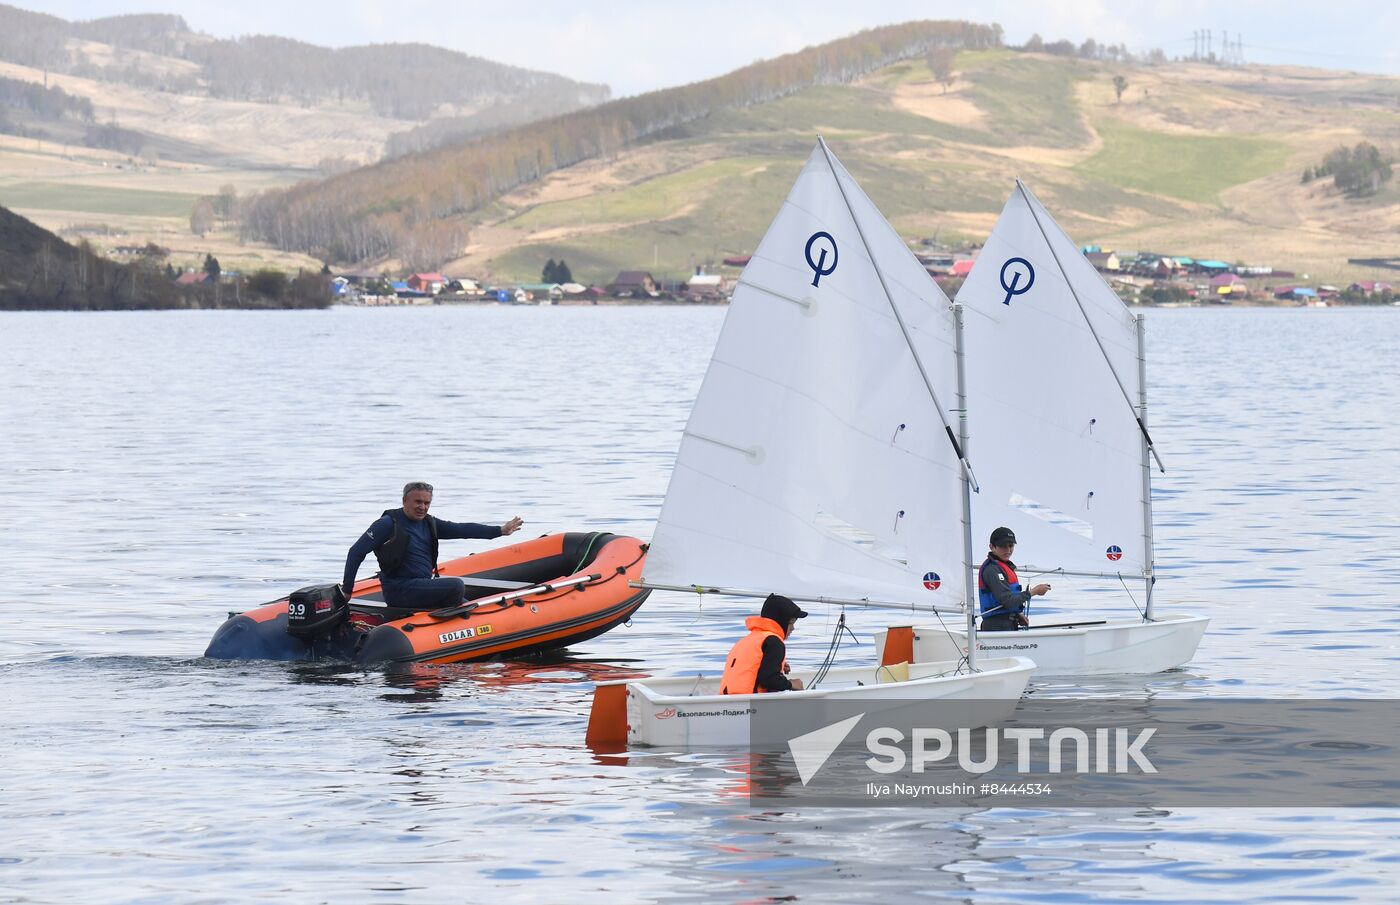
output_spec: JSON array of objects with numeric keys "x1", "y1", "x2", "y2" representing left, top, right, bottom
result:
[
  {"x1": 979, "y1": 526, "x2": 1051, "y2": 632},
  {"x1": 719, "y1": 594, "x2": 809, "y2": 694}
]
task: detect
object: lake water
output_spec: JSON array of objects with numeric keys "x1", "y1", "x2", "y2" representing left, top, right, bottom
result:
[{"x1": 3, "y1": 305, "x2": 1398, "y2": 903}]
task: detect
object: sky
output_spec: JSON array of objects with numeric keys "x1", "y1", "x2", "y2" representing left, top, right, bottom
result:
[{"x1": 32, "y1": 0, "x2": 1400, "y2": 97}]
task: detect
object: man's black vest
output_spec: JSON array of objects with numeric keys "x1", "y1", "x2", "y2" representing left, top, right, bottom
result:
[{"x1": 372, "y1": 508, "x2": 439, "y2": 578}]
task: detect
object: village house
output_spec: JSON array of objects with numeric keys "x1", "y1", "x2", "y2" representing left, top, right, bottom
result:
[
  {"x1": 917, "y1": 252, "x2": 956, "y2": 268},
  {"x1": 1148, "y1": 256, "x2": 1180, "y2": 277},
  {"x1": 1273, "y1": 286, "x2": 1317, "y2": 302},
  {"x1": 608, "y1": 271, "x2": 658, "y2": 297},
  {"x1": 1117, "y1": 252, "x2": 1177, "y2": 277},
  {"x1": 1210, "y1": 273, "x2": 1249, "y2": 299},
  {"x1": 446, "y1": 278, "x2": 485, "y2": 297},
  {"x1": 1085, "y1": 251, "x2": 1121, "y2": 272},
  {"x1": 1350, "y1": 280, "x2": 1394, "y2": 296},
  {"x1": 406, "y1": 272, "x2": 446, "y2": 294},
  {"x1": 391, "y1": 280, "x2": 431, "y2": 302},
  {"x1": 683, "y1": 272, "x2": 730, "y2": 301},
  {"x1": 516, "y1": 282, "x2": 565, "y2": 302},
  {"x1": 339, "y1": 269, "x2": 381, "y2": 286}
]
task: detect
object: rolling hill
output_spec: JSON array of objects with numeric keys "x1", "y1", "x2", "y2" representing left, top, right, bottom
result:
[
  {"x1": 463, "y1": 51, "x2": 1399, "y2": 287},
  {"x1": 0, "y1": 2, "x2": 608, "y2": 275},
  {"x1": 2, "y1": 10, "x2": 1396, "y2": 288}
]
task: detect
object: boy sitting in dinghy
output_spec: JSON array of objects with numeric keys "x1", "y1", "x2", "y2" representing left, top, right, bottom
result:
[
  {"x1": 719, "y1": 594, "x2": 808, "y2": 694},
  {"x1": 979, "y1": 527, "x2": 1051, "y2": 632}
]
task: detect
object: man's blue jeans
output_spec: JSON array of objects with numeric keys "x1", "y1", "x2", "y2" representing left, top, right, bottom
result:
[{"x1": 381, "y1": 577, "x2": 466, "y2": 610}]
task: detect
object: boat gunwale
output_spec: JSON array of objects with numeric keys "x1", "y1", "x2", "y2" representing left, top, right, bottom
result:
[{"x1": 610, "y1": 656, "x2": 1036, "y2": 706}]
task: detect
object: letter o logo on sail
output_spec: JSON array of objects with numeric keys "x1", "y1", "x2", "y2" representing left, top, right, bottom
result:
[
  {"x1": 1106, "y1": 545, "x2": 1123, "y2": 562},
  {"x1": 999, "y1": 257, "x2": 1035, "y2": 306},
  {"x1": 922, "y1": 571, "x2": 942, "y2": 591},
  {"x1": 805, "y1": 231, "x2": 838, "y2": 287}
]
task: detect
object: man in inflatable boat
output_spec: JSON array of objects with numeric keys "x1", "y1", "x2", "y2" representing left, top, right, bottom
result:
[
  {"x1": 340, "y1": 481, "x2": 524, "y2": 611},
  {"x1": 719, "y1": 593, "x2": 808, "y2": 694},
  {"x1": 979, "y1": 526, "x2": 1051, "y2": 631}
]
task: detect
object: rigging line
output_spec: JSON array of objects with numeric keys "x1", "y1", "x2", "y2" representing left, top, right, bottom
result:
[
  {"x1": 1014, "y1": 179, "x2": 1167, "y2": 475},
  {"x1": 922, "y1": 596, "x2": 972, "y2": 675},
  {"x1": 684, "y1": 585, "x2": 706, "y2": 626},
  {"x1": 809, "y1": 612, "x2": 849, "y2": 688},
  {"x1": 806, "y1": 611, "x2": 844, "y2": 689},
  {"x1": 1118, "y1": 573, "x2": 1146, "y2": 620},
  {"x1": 816, "y1": 136, "x2": 981, "y2": 494},
  {"x1": 1022, "y1": 567, "x2": 1063, "y2": 581},
  {"x1": 808, "y1": 610, "x2": 859, "y2": 690}
]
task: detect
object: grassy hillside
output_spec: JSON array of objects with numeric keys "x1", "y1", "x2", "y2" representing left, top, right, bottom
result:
[
  {"x1": 0, "y1": 180, "x2": 201, "y2": 216},
  {"x1": 1075, "y1": 122, "x2": 1290, "y2": 203},
  {"x1": 2, "y1": 26, "x2": 1397, "y2": 288},
  {"x1": 465, "y1": 53, "x2": 1400, "y2": 287},
  {"x1": 0, "y1": 4, "x2": 609, "y2": 277}
]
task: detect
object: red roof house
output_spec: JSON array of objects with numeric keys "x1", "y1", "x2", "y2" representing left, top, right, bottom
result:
[{"x1": 407, "y1": 273, "x2": 446, "y2": 294}]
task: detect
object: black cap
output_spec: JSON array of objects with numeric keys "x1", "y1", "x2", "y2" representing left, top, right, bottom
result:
[
  {"x1": 990, "y1": 526, "x2": 1017, "y2": 547},
  {"x1": 761, "y1": 593, "x2": 808, "y2": 624}
]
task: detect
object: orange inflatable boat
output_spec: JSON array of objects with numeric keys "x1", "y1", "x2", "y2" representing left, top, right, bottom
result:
[{"x1": 204, "y1": 532, "x2": 650, "y2": 665}]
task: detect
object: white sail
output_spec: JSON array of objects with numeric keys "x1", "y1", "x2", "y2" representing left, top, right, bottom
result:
[
  {"x1": 956, "y1": 181, "x2": 1150, "y2": 577},
  {"x1": 643, "y1": 141, "x2": 967, "y2": 610}
]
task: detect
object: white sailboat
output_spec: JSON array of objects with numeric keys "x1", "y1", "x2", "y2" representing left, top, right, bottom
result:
[
  {"x1": 875, "y1": 181, "x2": 1208, "y2": 677},
  {"x1": 587, "y1": 140, "x2": 1033, "y2": 749}
]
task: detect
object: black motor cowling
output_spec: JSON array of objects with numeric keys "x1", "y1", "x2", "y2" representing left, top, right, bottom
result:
[{"x1": 287, "y1": 583, "x2": 350, "y2": 640}]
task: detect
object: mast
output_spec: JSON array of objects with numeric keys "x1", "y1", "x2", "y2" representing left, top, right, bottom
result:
[
  {"x1": 955, "y1": 303, "x2": 978, "y2": 668},
  {"x1": 1137, "y1": 314, "x2": 1157, "y2": 621}
]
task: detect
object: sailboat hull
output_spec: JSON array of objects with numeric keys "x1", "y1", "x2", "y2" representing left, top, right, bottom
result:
[
  {"x1": 591, "y1": 657, "x2": 1034, "y2": 749},
  {"x1": 874, "y1": 614, "x2": 1209, "y2": 677}
]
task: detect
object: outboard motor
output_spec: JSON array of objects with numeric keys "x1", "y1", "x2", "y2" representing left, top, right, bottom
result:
[{"x1": 286, "y1": 584, "x2": 356, "y2": 657}]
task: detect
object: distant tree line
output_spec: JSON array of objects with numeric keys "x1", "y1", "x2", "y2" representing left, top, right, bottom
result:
[
  {"x1": 191, "y1": 38, "x2": 609, "y2": 120},
  {"x1": 0, "y1": 75, "x2": 94, "y2": 121},
  {"x1": 384, "y1": 90, "x2": 615, "y2": 158},
  {"x1": 1302, "y1": 142, "x2": 1394, "y2": 197},
  {"x1": 0, "y1": 4, "x2": 70, "y2": 70},
  {"x1": 0, "y1": 7, "x2": 608, "y2": 122},
  {"x1": 0, "y1": 72, "x2": 150, "y2": 153},
  {"x1": 1, "y1": 203, "x2": 330, "y2": 310},
  {"x1": 83, "y1": 121, "x2": 146, "y2": 155},
  {"x1": 1141, "y1": 283, "x2": 1194, "y2": 305},
  {"x1": 241, "y1": 20, "x2": 1005, "y2": 267},
  {"x1": 1022, "y1": 33, "x2": 1167, "y2": 64}
]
